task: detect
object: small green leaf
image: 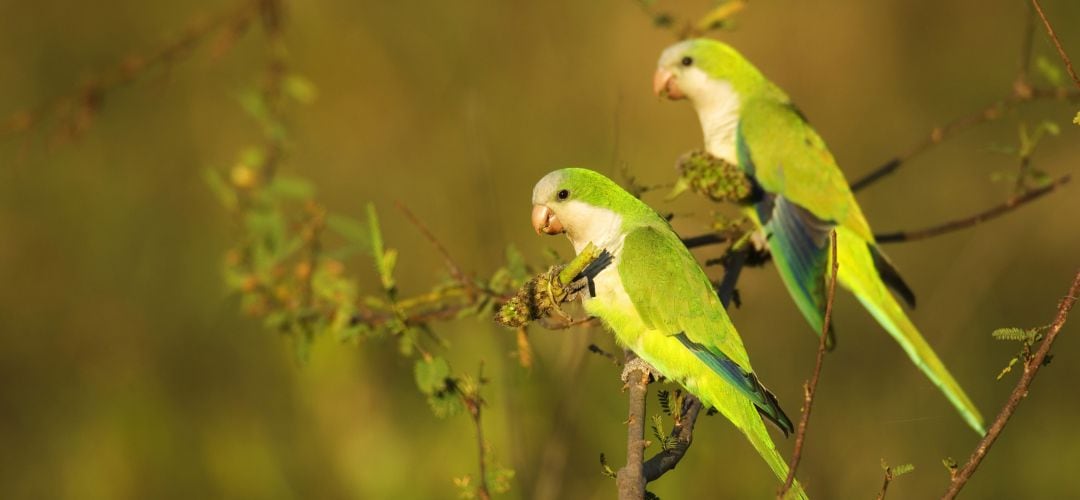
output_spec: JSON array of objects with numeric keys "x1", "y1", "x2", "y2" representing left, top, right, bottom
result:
[
  {"x1": 1073, "y1": 110, "x2": 1079, "y2": 126},
  {"x1": 1035, "y1": 55, "x2": 1065, "y2": 87},
  {"x1": 284, "y1": 74, "x2": 318, "y2": 104},
  {"x1": 599, "y1": 453, "x2": 617, "y2": 478},
  {"x1": 203, "y1": 168, "x2": 237, "y2": 209},
  {"x1": 327, "y1": 214, "x2": 369, "y2": 246},
  {"x1": 268, "y1": 175, "x2": 315, "y2": 200},
  {"x1": 428, "y1": 390, "x2": 465, "y2": 418},
  {"x1": 505, "y1": 245, "x2": 529, "y2": 284},
  {"x1": 380, "y1": 248, "x2": 398, "y2": 291},
  {"x1": 1029, "y1": 169, "x2": 1053, "y2": 189},
  {"x1": 414, "y1": 357, "x2": 451, "y2": 394}
]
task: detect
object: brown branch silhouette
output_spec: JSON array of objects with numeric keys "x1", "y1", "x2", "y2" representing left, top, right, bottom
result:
[
  {"x1": 778, "y1": 230, "x2": 839, "y2": 498},
  {"x1": 1031, "y1": 0, "x2": 1080, "y2": 91},
  {"x1": 1, "y1": 0, "x2": 261, "y2": 143},
  {"x1": 941, "y1": 269, "x2": 1080, "y2": 499},
  {"x1": 851, "y1": 86, "x2": 1080, "y2": 192},
  {"x1": 875, "y1": 174, "x2": 1071, "y2": 243}
]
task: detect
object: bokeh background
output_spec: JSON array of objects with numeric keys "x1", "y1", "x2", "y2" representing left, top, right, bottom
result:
[{"x1": 2, "y1": 0, "x2": 1079, "y2": 498}]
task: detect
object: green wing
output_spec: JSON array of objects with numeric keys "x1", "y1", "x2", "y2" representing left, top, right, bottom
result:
[
  {"x1": 618, "y1": 224, "x2": 747, "y2": 366},
  {"x1": 618, "y1": 225, "x2": 791, "y2": 432},
  {"x1": 738, "y1": 95, "x2": 873, "y2": 241}
]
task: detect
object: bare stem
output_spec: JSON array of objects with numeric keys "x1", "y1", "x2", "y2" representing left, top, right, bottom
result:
[
  {"x1": 941, "y1": 269, "x2": 1080, "y2": 499},
  {"x1": 778, "y1": 230, "x2": 839, "y2": 498},
  {"x1": 851, "y1": 88, "x2": 1079, "y2": 192},
  {"x1": 395, "y1": 201, "x2": 476, "y2": 300},
  {"x1": 1031, "y1": 0, "x2": 1080, "y2": 90},
  {"x1": 2, "y1": 0, "x2": 261, "y2": 141},
  {"x1": 875, "y1": 174, "x2": 1071, "y2": 243}
]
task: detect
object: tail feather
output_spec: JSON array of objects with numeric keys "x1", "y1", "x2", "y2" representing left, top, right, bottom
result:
[
  {"x1": 837, "y1": 227, "x2": 987, "y2": 435},
  {"x1": 699, "y1": 383, "x2": 809, "y2": 500}
]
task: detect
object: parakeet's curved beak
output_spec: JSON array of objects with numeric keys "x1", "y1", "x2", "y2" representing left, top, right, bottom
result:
[
  {"x1": 653, "y1": 68, "x2": 684, "y2": 100},
  {"x1": 531, "y1": 204, "x2": 564, "y2": 235}
]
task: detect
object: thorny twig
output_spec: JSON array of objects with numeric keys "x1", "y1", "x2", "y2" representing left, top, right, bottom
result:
[
  {"x1": 941, "y1": 269, "x2": 1080, "y2": 499},
  {"x1": 778, "y1": 230, "x2": 839, "y2": 498}
]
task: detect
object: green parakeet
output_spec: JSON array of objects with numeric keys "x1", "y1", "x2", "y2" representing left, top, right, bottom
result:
[
  {"x1": 531, "y1": 168, "x2": 806, "y2": 497},
  {"x1": 653, "y1": 38, "x2": 986, "y2": 435}
]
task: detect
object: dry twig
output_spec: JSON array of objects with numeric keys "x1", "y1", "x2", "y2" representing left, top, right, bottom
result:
[
  {"x1": 778, "y1": 230, "x2": 839, "y2": 498},
  {"x1": 941, "y1": 269, "x2": 1080, "y2": 499},
  {"x1": 875, "y1": 174, "x2": 1072, "y2": 243},
  {"x1": 1031, "y1": 0, "x2": 1080, "y2": 90}
]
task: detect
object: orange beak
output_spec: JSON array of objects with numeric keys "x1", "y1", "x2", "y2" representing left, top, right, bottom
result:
[
  {"x1": 653, "y1": 68, "x2": 684, "y2": 100},
  {"x1": 531, "y1": 205, "x2": 564, "y2": 235}
]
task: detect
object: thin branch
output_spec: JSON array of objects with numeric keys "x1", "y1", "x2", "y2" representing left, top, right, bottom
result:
[
  {"x1": 778, "y1": 230, "x2": 839, "y2": 498},
  {"x1": 876, "y1": 467, "x2": 897, "y2": 500},
  {"x1": 617, "y1": 351, "x2": 649, "y2": 500},
  {"x1": 1031, "y1": 0, "x2": 1080, "y2": 90},
  {"x1": 875, "y1": 174, "x2": 1071, "y2": 243},
  {"x1": 682, "y1": 232, "x2": 730, "y2": 249},
  {"x1": 462, "y1": 363, "x2": 492, "y2": 500},
  {"x1": 395, "y1": 201, "x2": 476, "y2": 300},
  {"x1": 588, "y1": 344, "x2": 624, "y2": 366},
  {"x1": 1, "y1": 0, "x2": 261, "y2": 142},
  {"x1": 876, "y1": 472, "x2": 892, "y2": 500},
  {"x1": 942, "y1": 269, "x2": 1080, "y2": 499},
  {"x1": 851, "y1": 87, "x2": 1080, "y2": 192}
]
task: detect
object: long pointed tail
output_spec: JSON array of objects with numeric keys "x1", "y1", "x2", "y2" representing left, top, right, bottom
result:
[
  {"x1": 836, "y1": 227, "x2": 986, "y2": 435},
  {"x1": 700, "y1": 385, "x2": 809, "y2": 499}
]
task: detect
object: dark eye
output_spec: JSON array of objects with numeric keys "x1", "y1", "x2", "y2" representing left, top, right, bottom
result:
[
  {"x1": 557, "y1": 189, "x2": 569, "y2": 200},
  {"x1": 681, "y1": 56, "x2": 693, "y2": 67}
]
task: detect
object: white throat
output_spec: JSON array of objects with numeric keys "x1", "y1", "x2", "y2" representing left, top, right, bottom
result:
[
  {"x1": 693, "y1": 79, "x2": 742, "y2": 164},
  {"x1": 559, "y1": 201, "x2": 625, "y2": 255}
]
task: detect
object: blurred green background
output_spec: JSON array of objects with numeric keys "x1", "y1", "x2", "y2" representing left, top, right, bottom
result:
[{"x1": 1, "y1": 0, "x2": 1078, "y2": 498}]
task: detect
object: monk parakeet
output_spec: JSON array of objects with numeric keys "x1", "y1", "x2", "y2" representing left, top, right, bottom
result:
[
  {"x1": 531, "y1": 168, "x2": 806, "y2": 497},
  {"x1": 653, "y1": 38, "x2": 986, "y2": 435}
]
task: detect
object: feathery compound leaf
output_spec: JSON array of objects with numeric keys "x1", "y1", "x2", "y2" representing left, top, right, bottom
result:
[
  {"x1": 892, "y1": 463, "x2": 915, "y2": 477},
  {"x1": 650, "y1": 414, "x2": 666, "y2": 443},
  {"x1": 657, "y1": 390, "x2": 672, "y2": 416},
  {"x1": 992, "y1": 327, "x2": 1029, "y2": 341}
]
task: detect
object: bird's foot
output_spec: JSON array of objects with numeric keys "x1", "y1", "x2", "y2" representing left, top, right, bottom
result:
[{"x1": 621, "y1": 356, "x2": 661, "y2": 385}]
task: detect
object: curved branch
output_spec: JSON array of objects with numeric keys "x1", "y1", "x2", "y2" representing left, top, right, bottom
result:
[
  {"x1": 851, "y1": 88, "x2": 1080, "y2": 192},
  {"x1": 942, "y1": 269, "x2": 1080, "y2": 499},
  {"x1": 875, "y1": 174, "x2": 1071, "y2": 243},
  {"x1": 643, "y1": 396, "x2": 704, "y2": 482}
]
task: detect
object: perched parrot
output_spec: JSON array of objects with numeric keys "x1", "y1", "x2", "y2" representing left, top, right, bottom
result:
[
  {"x1": 653, "y1": 38, "x2": 986, "y2": 435},
  {"x1": 531, "y1": 168, "x2": 806, "y2": 497}
]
